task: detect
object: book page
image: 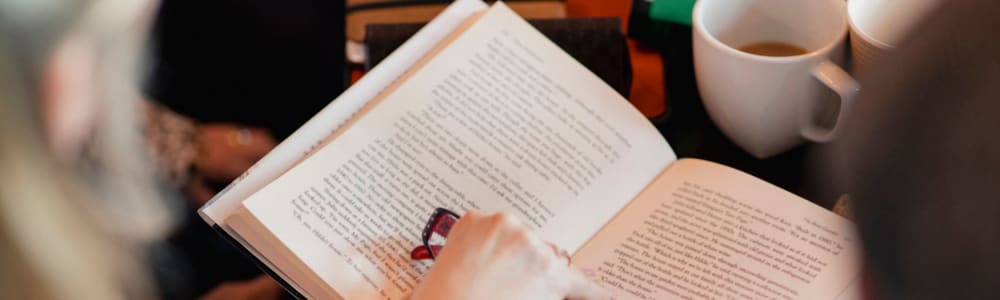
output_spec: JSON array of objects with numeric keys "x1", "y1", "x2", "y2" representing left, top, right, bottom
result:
[
  {"x1": 573, "y1": 159, "x2": 860, "y2": 300},
  {"x1": 236, "y1": 3, "x2": 676, "y2": 300}
]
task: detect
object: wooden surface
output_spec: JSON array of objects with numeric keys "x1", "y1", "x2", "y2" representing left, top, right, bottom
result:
[{"x1": 566, "y1": 0, "x2": 666, "y2": 118}]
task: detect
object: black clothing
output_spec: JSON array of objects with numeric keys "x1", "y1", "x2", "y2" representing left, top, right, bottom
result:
[{"x1": 147, "y1": 0, "x2": 348, "y2": 139}]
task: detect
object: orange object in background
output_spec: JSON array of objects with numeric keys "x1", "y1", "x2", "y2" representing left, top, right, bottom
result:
[
  {"x1": 353, "y1": 0, "x2": 667, "y2": 119},
  {"x1": 567, "y1": 0, "x2": 666, "y2": 119}
]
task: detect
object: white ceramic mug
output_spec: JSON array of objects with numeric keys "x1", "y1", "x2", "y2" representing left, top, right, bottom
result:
[
  {"x1": 693, "y1": 0, "x2": 859, "y2": 158},
  {"x1": 848, "y1": 0, "x2": 939, "y2": 73}
]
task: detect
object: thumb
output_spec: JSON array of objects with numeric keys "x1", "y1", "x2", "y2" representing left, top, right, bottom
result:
[
  {"x1": 197, "y1": 275, "x2": 282, "y2": 300},
  {"x1": 244, "y1": 275, "x2": 283, "y2": 300},
  {"x1": 243, "y1": 127, "x2": 277, "y2": 159},
  {"x1": 185, "y1": 178, "x2": 216, "y2": 207}
]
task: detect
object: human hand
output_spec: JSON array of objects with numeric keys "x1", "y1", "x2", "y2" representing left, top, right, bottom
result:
[
  {"x1": 198, "y1": 275, "x2": 283, "y2": 300},
  {"x1": 409, "y1": 210, "x2": 608, "y2": 300},
  {"x1": 184, "y1": 124, "x2": 275, "y2": 206},
  {"x1": 193, "y1": 124, "x2": 276, "y2": 182}
]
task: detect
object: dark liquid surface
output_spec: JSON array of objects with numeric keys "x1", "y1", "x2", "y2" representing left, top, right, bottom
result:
[{"x1": 738, "y1": 42, "x2": 808, "y2": 57}]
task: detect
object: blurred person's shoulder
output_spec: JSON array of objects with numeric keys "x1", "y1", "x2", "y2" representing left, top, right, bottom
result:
[
  {"x1": 833, "y1": 1, "x2": 1000, "y2": 299},
  {"x1": 840, "y1": 0, "x2": 1000, "y2": 168}
]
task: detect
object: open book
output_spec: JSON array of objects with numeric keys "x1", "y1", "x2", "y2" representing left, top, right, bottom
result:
[{"x1": 200, "y1": 1, "x2": 860, "y2": 299}]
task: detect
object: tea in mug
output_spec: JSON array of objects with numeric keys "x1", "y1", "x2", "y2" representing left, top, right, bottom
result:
[{"x1": 738, "y1": 42, "x2": 808, "y2": 57}]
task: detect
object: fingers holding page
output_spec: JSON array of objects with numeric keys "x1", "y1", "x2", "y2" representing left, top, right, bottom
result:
[{"x1": 411, "y1": 210, "x2": 607, "y2": 300}]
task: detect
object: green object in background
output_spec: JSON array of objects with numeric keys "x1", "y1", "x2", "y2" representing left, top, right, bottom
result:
[{"x1": 649, "y1": 0, "x2": 697, "y2": 25}]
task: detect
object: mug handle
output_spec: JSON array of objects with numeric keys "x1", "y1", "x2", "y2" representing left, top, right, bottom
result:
[{"x1": 801, "y1": 61, "x2": 860, "y2": 142}]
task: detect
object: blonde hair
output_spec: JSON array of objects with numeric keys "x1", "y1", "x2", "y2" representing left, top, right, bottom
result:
[{"x1": 0, "y1": 0, "x2": 174, "y2": 299}]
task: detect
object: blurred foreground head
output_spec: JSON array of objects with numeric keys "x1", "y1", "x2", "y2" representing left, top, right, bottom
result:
[
  {"x1": 831, "y1": 1, "x2": 1000, "y2": 299},
  {"x1": 0, "y1": 0, "x2": 170, "y2": 299}
]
